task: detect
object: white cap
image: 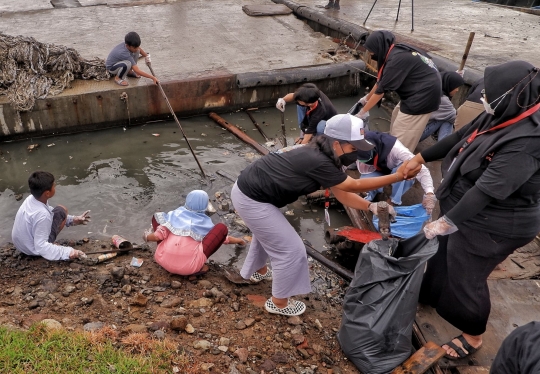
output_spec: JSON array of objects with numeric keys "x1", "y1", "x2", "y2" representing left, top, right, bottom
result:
[{"x1": 324, "y1": 114, "x2": 375, "y2": 151}]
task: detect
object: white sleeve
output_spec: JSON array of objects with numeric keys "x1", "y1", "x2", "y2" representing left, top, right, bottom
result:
[
  {"x1": 33, "y1": 215, "x2": 73, "y2": 261},
  {"x1": 387, "y1": 141, "x2": 434, "y2": 194}
]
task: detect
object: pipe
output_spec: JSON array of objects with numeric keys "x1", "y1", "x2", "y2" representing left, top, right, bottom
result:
[
  {"x1": 303, "y1": 239, "x2": 353, "y2": 281},
  {"x1": 208, "y1": 112, "x2": 269, "y2": 156},
  {"x1": 245, "y1": 110, "x2": 270, "y2": 142}
]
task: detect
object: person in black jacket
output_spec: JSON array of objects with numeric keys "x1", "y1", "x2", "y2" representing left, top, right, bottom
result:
[
  {"x1": 403, "y1": 60, "x2": 540, "y2": 360},
  {"x1": 356, "y1": 30, "x2": 442, "y2": 152}
]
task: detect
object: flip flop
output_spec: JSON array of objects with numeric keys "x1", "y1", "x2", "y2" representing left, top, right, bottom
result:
[
  {"x1": 443, "y1": 335, "x2": 482, "y2": 360},
  {"x1": 115, "y1": 78, "x2": 128, "y2": 86}
]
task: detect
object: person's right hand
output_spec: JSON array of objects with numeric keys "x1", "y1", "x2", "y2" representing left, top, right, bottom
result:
[
  {"x1": 145, "y1": 54, "x2": 151, "y2": 64},
  {"x1": 355, "y1": 109, "x2": 369, "y2": 120},
  {"x1": 399, "y1": 159, "x2": 422, "y2": 180},
  {"x1": 358, "y1": 95, "x2": 369, "y2": 105},
  {"x1": 294, "y1": 137, "x2": 304, "y2": 145},
  {"x1": 70, "y1": 249, "x2": 87, "y2": 259},
  {"x1": 276, "y1": 98, "x2": 286, "y2": 112},
  {"x1": 423, "y1": 215, "x2": 457, "y2": 239},
  {"x1": 152, "y1": 76, "x2": 159, "y2": 85}
]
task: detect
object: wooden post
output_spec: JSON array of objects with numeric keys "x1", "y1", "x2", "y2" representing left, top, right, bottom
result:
[
  {"x1": 391, "y1": 341, "x2": 446, "y2": 374},
  {"x1": 459, "y1": 32, "x2": 475, "y2": 72}
]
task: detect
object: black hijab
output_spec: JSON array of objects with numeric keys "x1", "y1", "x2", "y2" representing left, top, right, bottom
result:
[
  {"x1": 363, "y1": 30, "x2": 395, "y2": 73},
  {"x1": 356, "y1": 131, "x2": 397, "y2": 174},
  {"x1": 437, "y1": 60, "x2": 540, "y2": 200},
  {"x1": 441, "y1": 71, "x2": 464, "y2": 98},
  {"x1": 490, "y1": 321, "x2": 540, "y2": 374}
]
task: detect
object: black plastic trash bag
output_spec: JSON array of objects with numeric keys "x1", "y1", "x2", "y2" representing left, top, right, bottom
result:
[{"x1": 337, "y1": 234, "x2": 438, "y2": 374}]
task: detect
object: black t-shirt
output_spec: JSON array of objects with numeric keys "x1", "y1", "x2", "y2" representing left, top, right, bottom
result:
[
  {"x1": 375, "y1": 47, "x2": 441, "y2": 115},
  {"x1": 237, "y1": 146, "x2": 347, "y2": 207},
  {"x1": 301, "y1": 92, "x2": 338, "y2": 134}
]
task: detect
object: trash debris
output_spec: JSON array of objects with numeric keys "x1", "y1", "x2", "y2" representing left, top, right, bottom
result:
[
  {"x1": 112, "y1": 235, "x2": 132, "y2": 249},
  {"x1": 131, "y1": 257, "x2": 144, "y2": 267},
  {"x1": 22, "y1": 162, "x2": 26, "y2": 165},
  {"x1": 152, "y1": 134, "x2": 160, "y2": 137},
  {"x1": 27, "y1": 144, "x2": 39, "y2": 151},
  {"x1": 265, "y1": 141, "x2": 275, "y2": 147},
  {"x1": 47, "y1": 143, "x2": 55, "y2": 147},
  {"x1": 15, "y1": 194, "x2": 23, "y2": 201},
  {"x1": 290, "y1": 127, "x2": 297, "y2": 131},
  {"x1": 201, "y1": 133, "x2": 207, "y2": 137},
  {"x1": 69, "y1": 156, "x2": 73, "y2": 159},
  {"x1": 285, "y1": 210, "x2": 294, "y2": 216}
]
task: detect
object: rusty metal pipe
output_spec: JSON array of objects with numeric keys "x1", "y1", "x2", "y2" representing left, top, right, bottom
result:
[
  {"x1": 303, "y1": 239, "x2": 353, "y2": 281},
  {"x1": 208, "y1": 112, "x2": 269, "y2": 156}
]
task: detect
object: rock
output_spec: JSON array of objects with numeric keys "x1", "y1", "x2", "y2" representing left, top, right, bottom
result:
[
  {"x1": 110, "y1": 267, "x2": 125, "y2": 280},
  {"x1": 83, "y1": 322, "x2": 105, "y2": 332},
  {"x1": 28, "y1": 301, "x2": 39, "y2": 309},
  {"x1": 200, "y1": 363, "x2": 214, "y2": 371},
  {"x1": 193, "y1": 340, "x2": 212, "y2": 350},
  {"x1": 244, "y1": 318, "x2": 255, "y2": 327},
  {"x1": 292, "y1": 334, "x2": 305, "y2": 345},
  {"x1": 171, "y1": 281, "x2": 182, "y2": 289},
  {"x1": 297, "y1": 348, "x2": 310, "y2": 359},
  {"x1": 187, "y1": 298, "x2": 213, "y2": 308},
  {"x1": 81, "y1": 297, "x2": 94, "y2": 306},
  {"x1": 62, "y1": 285, "x2": 76, "y2": 297},
  {"x1": 153, "y1": 330, "x2": 166, "y2": 340},
  {"x1": 234, "y1": 348, "x2": 249, "y2": 363},
  {"x1": 288, "y1": 316, "x2": 303, "y2": 325},
  {"x1": 148, "y1": 320, "x2": 169, "y2": 332},
  {"x1": 235, "y1": 320, "x2": 246, "y2": 330},
  {"x1": 121, "y1": 285, "x2": 132, "y2": 294},
  {"x1": 41, "y1": 279, "x2": 58, "y2": 293},
  {"x1": 41, "y1": 319, "x2": 62, "y2": 330},
  {"x1": 218, "y1": 345, "x2": 228, "y2": 352},
  {"x1": 272, "y1": 351, "x2": 289, "y2": 364},
  {"x1": 314, "y1": 319, "x2": 323, "y2": 331},
  {"x1": 130, "y1": 293, "x2": 148, "y2": 307},
  {"x1": 229, "y1": 364, "x2": 241, "y2": 374},
  {"x1": 185, "y1": 324, "x2": 195, "y2": 334},
  {"x1": 232, "y1": 302, "x2": 240, "y2": 312},
  {"x1": 125, "y1": 324, "x2": 147, "y2": 333},
  {"x1": 219, "y1": 337, "x2": 230, "y2": 346},
  {"x1": 198, "y1": 280, "x2": 212, "y2": 288},
  {"x1": 321, "y1": 355, "x2": 334, "y2": 365},
  {"x1": 246, "y1": 294, "x2": 266, "y2": 308},
  {"x1": 331, "y1": 367, "x2": 343, "y2": 374},
  {"x1": 160, "y1": 297, "x2": 182, "y2": 308},
  {"x1": 170, "y1": 316, "x2": 188, "y2": 331},
  {"x1": 259, "y1": 359, "x2": 277, "y2": 372},
  {"x1": 282, "y1": 342, "x2": 291, "y2": 349}
]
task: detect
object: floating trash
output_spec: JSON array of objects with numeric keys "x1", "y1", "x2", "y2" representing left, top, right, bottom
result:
[
  {"x1": 27, "y1": 144, "x2": 39, "y2": 151},
  {"x1": 131, "y1": 257, "x2": 144, "y2": 267}
]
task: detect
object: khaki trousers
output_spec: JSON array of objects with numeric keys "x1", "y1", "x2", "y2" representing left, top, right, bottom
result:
[
  {"x1": 389, "y1": 102, "x2": 432, "y2": 153},
  {"x1": 454, "y1": 101, "x2": 484, "y2": 132}
]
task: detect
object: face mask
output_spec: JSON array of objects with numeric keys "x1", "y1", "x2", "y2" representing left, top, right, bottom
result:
[
  {"x1": 357, "y1": 150, "x2": 374, "y2": 163},
  {"x1": 339, "y1": 152, "x2": 358, "y2": 167},
  {"x1": 481, "y1": 89, "x2": 511, "y2": 115}
]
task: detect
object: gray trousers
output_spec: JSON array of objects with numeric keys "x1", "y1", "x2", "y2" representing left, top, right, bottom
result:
[
  {"x1": 231, "y1": 183, "x2": 312, "y2": 299},
  {"x1": 108, "y1": 59, "x2": 133, "y2": 80}
]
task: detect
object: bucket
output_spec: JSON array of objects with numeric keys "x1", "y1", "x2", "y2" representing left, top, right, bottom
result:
[{"x1": 112, "y1": 235, "x2": 132, "y2": 249}]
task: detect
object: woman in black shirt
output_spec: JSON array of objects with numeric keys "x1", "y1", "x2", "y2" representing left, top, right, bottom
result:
[{"x1": 403, "y1": 60, "x2": 540, "y2": 360}]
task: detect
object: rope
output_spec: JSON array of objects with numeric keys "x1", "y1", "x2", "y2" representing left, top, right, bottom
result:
[{"x1": 0, "y1": 33, "x2": 110, "y2": 112}]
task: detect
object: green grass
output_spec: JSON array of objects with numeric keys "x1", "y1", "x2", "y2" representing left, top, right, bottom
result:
[{"x1": 0, "y1": 324, "x2": 196, "y2": 374}]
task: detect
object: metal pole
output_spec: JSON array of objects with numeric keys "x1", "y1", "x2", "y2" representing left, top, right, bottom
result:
[
  {"x1": 411, "y1": 0, "x2": 414, "y2": 32},
  {"x1": 146, "y1": 63, "x2": 207, "y2": 178},
  {"x1": 246, "y1": 110, "x2": 270, "y2": 142},
  {"x1": 280, "y1": 111, "x2": 287, "y2": 147},
  {"x1": 396, "y1": 0, "x2": 402, "y2": 21},
  {"x1": 363, "y1": 0, "x2": 378, "y2": 25}
]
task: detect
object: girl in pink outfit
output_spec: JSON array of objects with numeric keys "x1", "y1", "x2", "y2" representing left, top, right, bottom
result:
[{"x1": 144, "y1": 190, "x2": 244, "y2": 276}]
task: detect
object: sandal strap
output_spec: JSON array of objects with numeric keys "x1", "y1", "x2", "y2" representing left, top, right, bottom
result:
[
  {"x1": 455, "y1": 335, "x2": 476, "y2": 353},
  {"x1": 446, "y1": 340, "x2": 468, "y2": 358}
]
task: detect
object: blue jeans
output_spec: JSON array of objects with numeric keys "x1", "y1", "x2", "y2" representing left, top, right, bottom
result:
[
  {"x1": 297, "y1": 105, "x2": 326, "y2": 135},
  {"x1": 360, "y1": 164, "x2": 415, "y2": 205},
  {"x1": 420, "y1": 120, "x2": 453, "y2": 142}
]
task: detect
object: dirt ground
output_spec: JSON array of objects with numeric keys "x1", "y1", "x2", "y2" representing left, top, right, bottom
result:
[{"x1": 0, "y1": 238, "x2": 359, "y2": 374}]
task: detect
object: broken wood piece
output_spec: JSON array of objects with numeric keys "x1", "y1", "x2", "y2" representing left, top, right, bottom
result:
[
  {"x1": 391, "y1": 341, "x2": 446, "y2": 374},
  {"x1": 209, "y1": 112, "x2": 269, "y2": 156},
  {"x1": 245, "y1": 110, "x2": 270, "y2": 142}
]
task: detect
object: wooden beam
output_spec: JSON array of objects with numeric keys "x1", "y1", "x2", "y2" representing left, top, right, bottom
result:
[{"x1": 391, "y1": 341, "x2": 446, "y2": 374}]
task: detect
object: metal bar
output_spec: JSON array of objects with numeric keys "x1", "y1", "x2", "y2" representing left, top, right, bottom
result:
[
  {"x1": 411, "y1": 0, "x2": 414, "y2": 31},
  {"x1": 363, "y1": 0, "x2": 378, "y2": 25},
  {"x1": 84, "y1": 247, "x2": 142, "y2": 255},
  {"x1": 280, "y1": 111, "x2": 287, "y2": 147},
  {"x1": 245, "y1": 110, "x2": 270, "y2": 142},
  {"x1": 208, "y1": 112, "x2": 269, "y2": 156},
  {"x1": 396, "y1": 0, "x2": 402, "y2": 21},
  {"x1": 303, "y1": 239, "x2": 354, "y2": 281},
  {"x1": 146, "y1": 63, "x2": 206, "y2": 178}
]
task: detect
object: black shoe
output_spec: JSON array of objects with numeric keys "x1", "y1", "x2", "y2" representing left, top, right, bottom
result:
[
  {"x1": 333, "y1": 1, "x2": 340, "y2": 9},
  {"x1": 324, "y1": 1, "x2": 334, "y2": 9}
]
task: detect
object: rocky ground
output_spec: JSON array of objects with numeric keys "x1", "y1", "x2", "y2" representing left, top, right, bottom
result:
[{"x1": 0, "y1": 238, "x2": 358, "y2": 374}]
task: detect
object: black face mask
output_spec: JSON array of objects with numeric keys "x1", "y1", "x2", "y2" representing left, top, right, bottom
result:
[{"x1": 339, "y1": 152, "x2": 358, "y2": 167}]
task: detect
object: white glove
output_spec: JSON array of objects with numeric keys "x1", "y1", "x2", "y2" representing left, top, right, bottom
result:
[
  {"x1": 358, "y1": 95, "x2": 369, "y2": 105},
  {"x1": 143, "y1": 229, "x2": 153, "y2": 243},
  {"x1": 422, "y1": 193, "x2": 437, "y2": 216},
  {"x1": 355, "y1": 109, "x2": 369, "y2": 121},
  {"x1": 145, "y1": 54, "x2": 151, "y2": 64},
  {"x1": 73, "y1": 210, "x2": 91, "y2": 225},
  {"x1": 368, "y1": 203, "x2": 397, "y2": 220},
  {"x1": 276, "y1": 98, "x2": 286, "y2": 112},
  {"x1": 423, "y1": 215, "x2": 458, "y2": 239},
  {"x1": 70, "y1": 249, "x2": 87, "y2": 259},
  {"x1": 456, "y1": 69, "x2": 465, "y2": 77}
]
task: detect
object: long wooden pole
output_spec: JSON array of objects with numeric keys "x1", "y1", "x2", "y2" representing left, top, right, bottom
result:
[
  {"x1": 146, "y1": 63, "x2": 206, "y2": 178},
  {"x1": 281, "y1": 111, "x2": 287, "y2": 146},
  {"x1": 459, "y1": 32, "x2": 475, "y2": 72},
  {"x1": 208, "y1": 112, "x2": 269, "y2": 156},
  {"x1": 245, "y1": 110, "x2": 270, "y2": 142}
]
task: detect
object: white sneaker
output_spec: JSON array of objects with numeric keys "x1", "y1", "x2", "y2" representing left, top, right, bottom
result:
[
  {"x1": 250, "y1": 268, "x2": 273, "y2": 283},
  {"x1": 265, "y1": 298, "x2": 306, "y2": 316}
]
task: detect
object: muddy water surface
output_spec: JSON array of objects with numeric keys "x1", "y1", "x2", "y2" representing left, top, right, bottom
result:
[{"x1": 0, "y1": 96, "x2": 390, "y2": 266}]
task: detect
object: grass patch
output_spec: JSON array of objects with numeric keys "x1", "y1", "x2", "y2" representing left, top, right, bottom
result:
[{"x1": 0, "y1": 324, "x2": 198, "y2": 374}]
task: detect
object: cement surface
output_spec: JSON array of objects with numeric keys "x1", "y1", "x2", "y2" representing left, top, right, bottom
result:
[{"x1": 298, "y1": 0, "x2": 540, "y2": 70}]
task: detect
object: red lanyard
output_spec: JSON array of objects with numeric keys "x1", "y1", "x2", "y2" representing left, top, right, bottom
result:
[
  {"x1": 307, "y1": 100, "x2": 319, "y2": 116},
  {"x1": 373, "y1": 153, "x2": 381, "y2": 171},
  {"x1": 376, "y1": 44, "x2": 395, "y2": 81},
  {"x1": 459, "y1": 102, "x2": 540, "y2": 153}
]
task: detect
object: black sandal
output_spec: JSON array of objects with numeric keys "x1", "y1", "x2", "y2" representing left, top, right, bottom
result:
[{"x1": 443, "y1": 335, "x2": 481, "y2": 360}]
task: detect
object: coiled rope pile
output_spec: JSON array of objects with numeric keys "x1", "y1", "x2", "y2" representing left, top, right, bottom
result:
[{"x1": 0, "y1": 33, "x2": 110, "y2": 112}]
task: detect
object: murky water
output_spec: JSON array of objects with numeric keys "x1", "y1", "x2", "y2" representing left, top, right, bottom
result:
[{"x1": 0, "y1": 96, "x2": 390, "y2": 266}]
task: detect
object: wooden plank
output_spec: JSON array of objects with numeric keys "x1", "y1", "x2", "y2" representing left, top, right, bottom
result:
[
  {"x1": 489, "y1": 238, "x2": 540, "y2": 280},
  {"x1": 391, "y1": 341, "x2": 445, "y2": 374},
  {"x1": 456, "y1": 367, "x2": 490, "y2": 374}
]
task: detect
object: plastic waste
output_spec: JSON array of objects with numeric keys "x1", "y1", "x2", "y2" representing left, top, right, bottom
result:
[{"x1": 373, "y1": 204, "x2": 429, "y2": 239}]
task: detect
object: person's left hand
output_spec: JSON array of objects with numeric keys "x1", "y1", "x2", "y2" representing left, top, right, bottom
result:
[
  {"x1": 422, "y1": 193, "x2": 437, "y2": 216},
  {"x1": 397, "y1": 160, "x2": 422, "y2": 180},
  {"x1": 423, "y1": 215, "x2": 457, "y2": 239},
  {"x1": 145, "y1": 54, "x2": 151, "y2": 64},
  {"x1": 73, "y1": 210, "x2": 91, "y2": 225},
  {"x1": 368, "y1": 202, "x2": 397, "y2": 220},
  {"x1": 355, "y1": 109, "x2": 369, "y2": 120},
  {"x1": 456, "y1": 69, "x2": 465, "y2": 77}
]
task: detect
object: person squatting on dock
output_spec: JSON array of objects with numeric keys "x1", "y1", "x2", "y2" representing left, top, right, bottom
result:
[
  {"x1": 356, "y1": 30, "x2": 442, "y2": 152},
  {"x1": 142, "y1": 190, "x2": 245, "y2": 277},
  {"x1": 276, "y1": 83, "x2": 338, "y2": 145},
  {"x1": 354, "y1": 130, "x2": 436, "y2": 214},
  {"x1": 11, "y1": 171, "x2": 90, "y2": 261},
  {"x1": 105, "y1": 31, "x2": 159, "y2": 87},
  {"x1": 403, "y1": 60, "x2": 540, "y2": 360},
  {"x1": 231, "y1": 114, "x2": 422, "y2": 316},
  {"x1": 419, "y1": 71, "x2": 464, "y2": 142}
]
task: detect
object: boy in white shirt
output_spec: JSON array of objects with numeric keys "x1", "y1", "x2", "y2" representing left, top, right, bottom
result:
[{"x1": 12, "y1": 171, "x2": 90, "y2": 261}]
